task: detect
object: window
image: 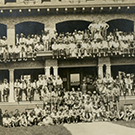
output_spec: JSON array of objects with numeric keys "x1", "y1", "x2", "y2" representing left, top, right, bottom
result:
[
  {"x1": 5, "y1": 0, "x2": 16, "y2": 3},
  {"x1": 70, "y1": 73, "x2": 80, "y2": 86}
]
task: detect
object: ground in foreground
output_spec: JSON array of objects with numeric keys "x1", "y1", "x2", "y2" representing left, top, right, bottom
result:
[
  {"x1": 64, "y1": 122, "x2": 135, "y2": 135},
  {"x1": 113, "y1": 120, "x2": 135, "y2": 128},
  {"x1": 0, "y1": 125, "x2": 72, "y2": 135},
  {"x1": 1, "y1": 121, "x2": 135, "y2": 135}
]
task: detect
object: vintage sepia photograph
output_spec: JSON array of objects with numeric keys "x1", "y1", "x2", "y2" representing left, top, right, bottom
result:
[{"x1": 0, "y1": 0, "x2": 135, "y2": 135}]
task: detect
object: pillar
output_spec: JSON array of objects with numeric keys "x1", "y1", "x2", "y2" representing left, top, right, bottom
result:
[
  {"x1": 16, "y1": 0, "x2": 21, "y2": 3},
  {"x1": 45, "y1": 66, "x2": 50, "y2": 77},
  {"x1": 98, "y1": 57, "x2": 111, "y2": 78},
  {"x1": 7, "y1": 26, "x2": 15, "y2": 47},
  {"x1": 9, "y1": 69, "x2": 15, "y2": 102},
  {"x1": 37, "y1": 0, "x2": 42, "y2": 3},
  {"x1": 98, "y1": 64, "x2": 103, "y2": 78},
  {"x1": 53, "y1": 66, "x2": 58, "y2": 77},
  {"x1": 0, "y1": 0, "x2": 5, "y2": 4},
  {"x1": 106, "y1": 63, "x2": 111, "y2": 76},
  {"x1": 44, "y1": 22, "x2": 56, "y2": 38},
  {"x1": 134, "y1": 21, "x2": 135, "y2": 32},
  {"x1": 51, "y1": 0, "x2": 58, "y2": 3}
]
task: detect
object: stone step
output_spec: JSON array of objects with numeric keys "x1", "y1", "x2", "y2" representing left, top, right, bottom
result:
[{"x1": 0, "y1": 101, "x2": 44, "y2": 112}]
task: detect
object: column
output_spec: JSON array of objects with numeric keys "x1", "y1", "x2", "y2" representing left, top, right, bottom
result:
[
  {"x1": 7, "y1": 26, "x2": 15, "y2": 47},
  {"x1": 51, "y1": 0, "x2": 58, "y2": 3},
  {"x1": 9, "y1": 69, "x2": 15, "y2": 102},
  {"x1": 98, "y1": 64, "x2": 103, "y2": 78},
  {"x1": 16, "y1": 0, "x2": 21, "y2": 3},
  {"x1": 53, "y1": 66, "x2": 58, "y2": 77},
  {"x1": 37, "y1": 0, "x2": 42, "y2": 3},
  {"x1": 45, "y1": 66, "x2": 50, "y2": 77},
  {"x1": 134, "y1": 21, "x2": 135, "y2": 32},
  {"x1": 0, "y1": 0, "x2": 5, "y2": 4},
  {"x1": 44, "y1": 22, "x2": 56, "y2": 37},
  {"x1": 106, "y1": 63, "x2": 111, "y2": 76}
]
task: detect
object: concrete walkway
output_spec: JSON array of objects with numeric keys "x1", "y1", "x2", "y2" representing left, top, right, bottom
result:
[{"x1": 64, "y1": 122, "x2": 135, "y2": 135}]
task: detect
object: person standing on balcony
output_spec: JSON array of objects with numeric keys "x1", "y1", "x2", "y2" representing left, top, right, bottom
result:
[
  {"x1": 56, "y1": 75, "x2": 63, "y2": 91},
  {"x1": 37, "y1": 75, "x2": 43, "y2": 100},
  {"x1": 1, "y1": 36, "x2": 7, "y2": 47},
  {"x1": 14, "y1": 44, "x2": 21, "y2": 61},
  {"x1": 19, "y1": 46, "x2": 27, "y2": 61},
  {"x1": 19, "y1": 33, "x2": 26, "y2": 49},
  {"x1": 20, "y1": 80, "x2": 27, "y2": 101},
  {"x1": 2, "y1": 45, "x2": 9, "y2": 63},
  {"x1": 8, "y1": 45, "x2": 14, "y2": 61},
  {"x1": 15, "y1": 34, "x2": 19, "y2": 45},
  {"x1": 26, "y1": 35, "x2": 33, "y2": 47},
  {"x1": 100, "y1": 21, "x2": 109, "y2": 40},
  {"x1": 88, "y1": 21, "x2": 96, "y2": 39},
  {"x1": 2, "y1": 79, "x2": 10, "y2": 102},
  {"x1": 14, "y1": 79, "x2": 21, "y2": 101},
  {"x1": 42, "y1": 31, "x2": 50, "y2": 51},
  {"x1": 52, "y1": 41, "x2": 59, "y2": 59}
]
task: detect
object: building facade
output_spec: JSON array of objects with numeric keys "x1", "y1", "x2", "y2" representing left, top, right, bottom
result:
[{"x1": 0, "y1": 0, "x2": 134, "y2": 111}]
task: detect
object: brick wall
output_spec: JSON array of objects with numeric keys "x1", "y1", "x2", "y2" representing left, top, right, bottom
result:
[{"x1": 0, "y1": 13, "x2": 134, "y2": 29}]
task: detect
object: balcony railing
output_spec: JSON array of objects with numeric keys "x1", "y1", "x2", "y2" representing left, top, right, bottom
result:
[{"x1": 1, "y1": 0, "x2": 133, "y2": 5}]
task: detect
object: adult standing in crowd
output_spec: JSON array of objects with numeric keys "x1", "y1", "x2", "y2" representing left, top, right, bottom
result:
[{"x1": 2, "y1": 79, "x2": 10, "y2": 102}]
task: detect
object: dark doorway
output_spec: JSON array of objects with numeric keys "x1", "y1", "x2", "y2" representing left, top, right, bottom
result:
[
  {"x1": 50, "y1": 67, "x2": 54, "y2": 75},
  {"x1": 14, "y1": 69, "x2": 45, "y2": 81},
  {"x1": 15, "y1": 21, "x2": 44, "y2": 37},
  {"x1": 5, "y1": 0, "x2": 16, "y2": 3},
  {"x1": 0, "y1": 70, "x2": 9, "y2": 84},
  {"x1": 59, "y1": 67, "x2": 97, "y2": 91},
  {"x1": 111, "y1": 65, "x2": 135, "y2": 79},
  {"x1": 103, "y1": 64, "x2": 106, "y2": 77},
  {"x1": 107, "y1": 19, "x2": 134, "y2": 33},
  {"x1": 56, "y1": 20, "x2": 91, "y2": 34},
  {"x1": 0, "y1": 24, "x2": 7, "y2": 38}
]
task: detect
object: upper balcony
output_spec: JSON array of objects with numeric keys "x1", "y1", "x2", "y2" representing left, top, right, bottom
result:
[{"x1": 0, "y1": 0, "x2": 135, "y2": 9}]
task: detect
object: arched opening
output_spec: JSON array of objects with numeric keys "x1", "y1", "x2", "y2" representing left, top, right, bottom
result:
[
  {"x1": 107, "y1": 19, "x2": 134, "y2": 33},
  {"x1": 111, "y1": 65, "x2": 135, "y2": 79},
  {"x1": 50, "y1": 67, "x2": 54, "y2": 76},
  {"x1": 14, "y1": 69, "x2": 45, "y2": 82},
  {"x1": 56, "y1": 20, "x2": 91, "y2": 34},
  {"x1": 103, "y1": 64, "x2": 106, "y2": 77},
  {"x1": 0, "y1": 24, "x2": 7, "y2": 38},
  {"x1": 5, "y1": 0, "x2": 16, "y2": 3},
  {"x1": 0, "y1": 70, "x2": 9, "y2": 84},
  {"x1": 15, "y1": 21, "x2": 44, "y2": 37}
]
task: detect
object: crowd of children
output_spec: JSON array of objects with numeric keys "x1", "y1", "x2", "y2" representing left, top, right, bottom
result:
[
  {"x1": 0, "y1": 21, "x2": 135, "y2": 62},
  {"x1": 1, "y1": 72, "x2": 135, "y2": 127},
  {"x1": 1, "y1": 89, "x2": 135, "y2": 128}
]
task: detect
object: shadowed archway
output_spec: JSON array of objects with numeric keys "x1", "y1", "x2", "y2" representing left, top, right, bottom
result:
[
  {"x1": 107, "y1": 19, "x2": 134, "y2": 33},
  {"x1": 56, "y1": 20, "x2": 91, "y2": 34},
  {"x1": 15, "y1": 21, "x2": 44, "y2": 36},
  {"x1": 0, "y1": 24, "x2": 7, "y2": 38}
]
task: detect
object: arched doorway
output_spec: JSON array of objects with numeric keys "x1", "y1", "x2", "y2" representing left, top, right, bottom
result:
[
  {"x1": 56, "y1": 20, "x2": 91, "y2": 34},
  {"x1": 15, "y1": 21, "x2": 44, "y2": 37},
  {"x1": 0, "y1": 24, "x2": 7, "y2": 38},
  {"x1": 5, "y1": 0, "x2": 16, "y2": 3},
  {"x1": 107, "y1": 19, "x2": 134, "y2": 33},
  {"x1": 14, "y1": 68, "x2": 45, "y2": 82},
  {"x1": 111, "y1": 65, "x2": 135, "y2": 79}
]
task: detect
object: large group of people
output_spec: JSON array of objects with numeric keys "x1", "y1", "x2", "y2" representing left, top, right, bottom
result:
[
  {"x1": 51, "y1": 27, "x2": 135, "y2": 59},
  {"x1": 1, "y1": 71, "x2": 135, "y2": 103},
  {"x1": 0, "y1": 21, "x2": 134, "y2": 62},
  {"x1": 0, "y1": 74, "x2": 63, "y2": 102},
  {"x1": 1, "y1": 72, "x2": 135, "y2": 127},
  {"x1": 0, "y1": 20, "x2": 135, "y2": 127}
]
